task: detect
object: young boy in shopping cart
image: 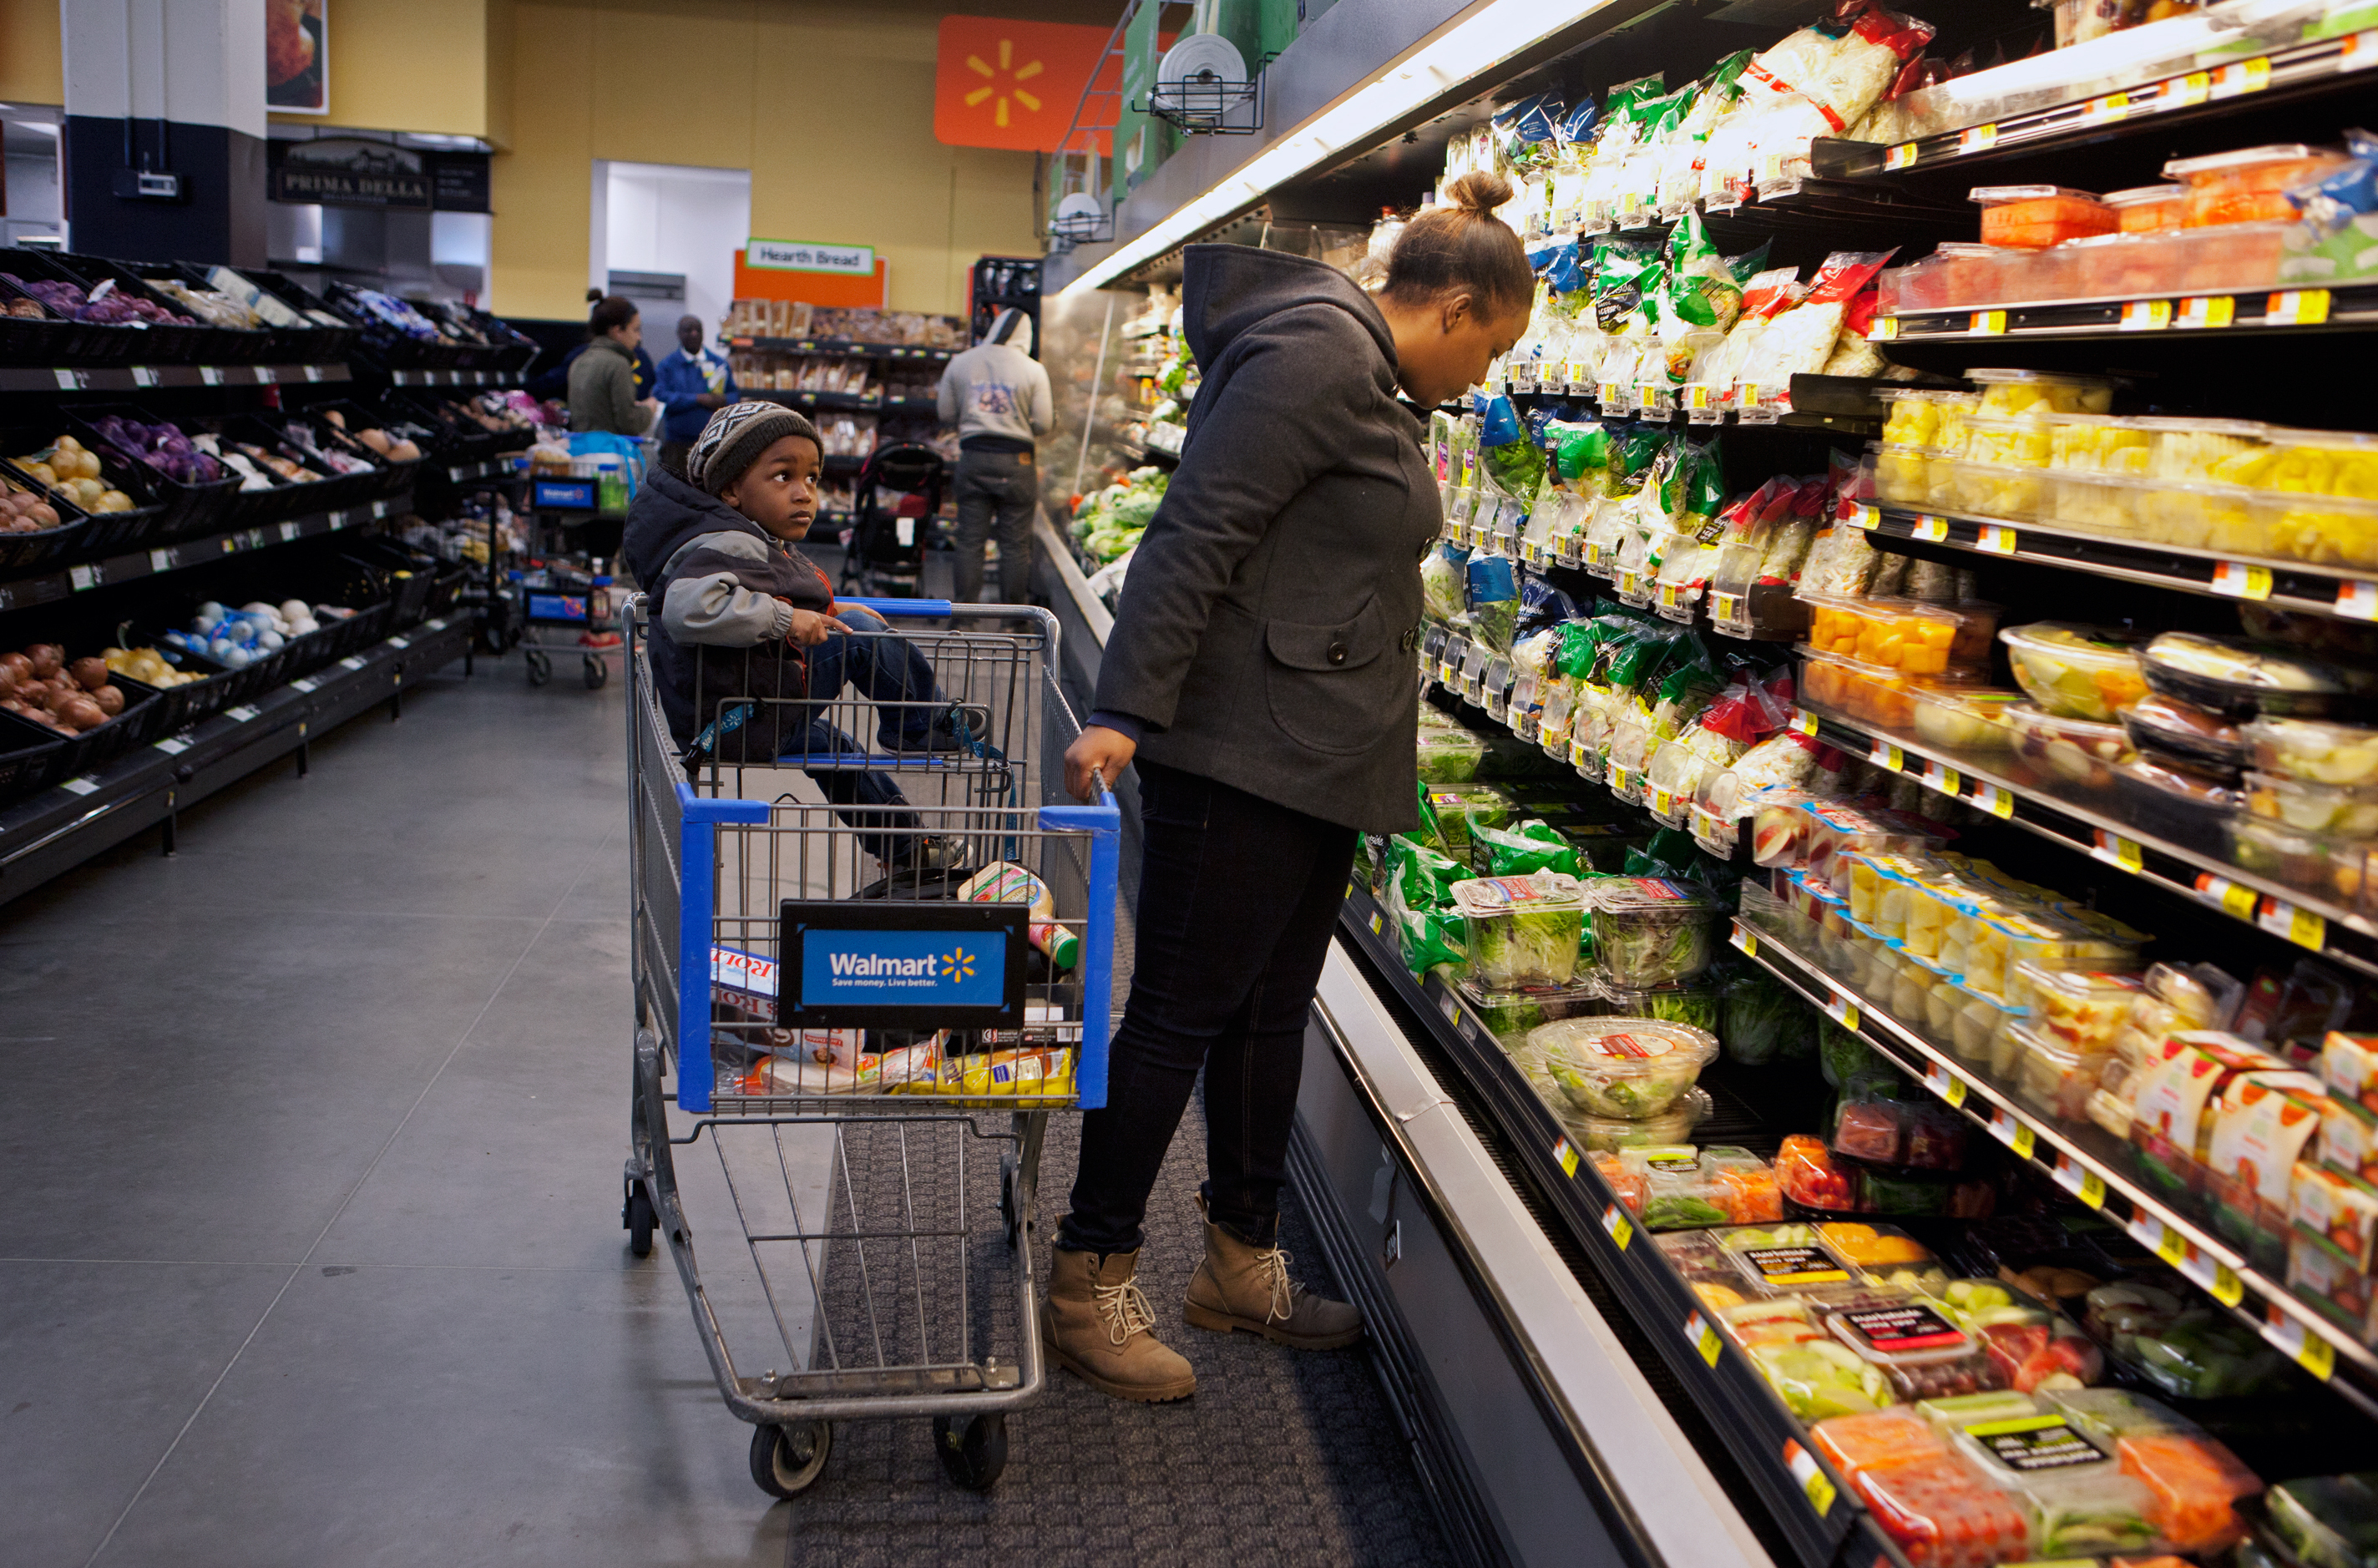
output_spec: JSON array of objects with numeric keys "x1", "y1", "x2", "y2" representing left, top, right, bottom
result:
[{"x1": 624, "y1": 402, "x2": 969, "y2": 873}]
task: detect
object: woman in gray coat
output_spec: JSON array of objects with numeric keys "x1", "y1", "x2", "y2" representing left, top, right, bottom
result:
[{"x1": 1046, "y1": 172, "x2": 1536, "y2": 1403}]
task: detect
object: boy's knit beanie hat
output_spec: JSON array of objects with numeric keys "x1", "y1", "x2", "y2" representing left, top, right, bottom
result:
[{"x1": 689, "y1": 401, "x2": 821, "y2": 497}]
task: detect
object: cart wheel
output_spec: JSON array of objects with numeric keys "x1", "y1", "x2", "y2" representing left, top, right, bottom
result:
[
  {"x1": 624, "y1": 1183, "x2": 655, "y2": 1258},
  {"x1": 932, "y1": 1413, "x2": 1007, "y2": 1492},
  {"x1": 525, "y1": 649, "x2": 552, "y2": 685},
  {"x1": 583, "y1": 655, "x2": 608, "y2": 690},
  {"x1": 750, "y1": 1420, "x2": 831, "y2": 1500}
]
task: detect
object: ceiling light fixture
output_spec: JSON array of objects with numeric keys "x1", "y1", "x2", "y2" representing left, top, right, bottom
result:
[{"x1": 1057, "y1": 0, "x2": 1615, "y2": 297}]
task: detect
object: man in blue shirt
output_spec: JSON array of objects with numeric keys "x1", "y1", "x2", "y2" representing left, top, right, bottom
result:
[{"x1": 654, "y1": 313, "x2": 739, "y2": 478}]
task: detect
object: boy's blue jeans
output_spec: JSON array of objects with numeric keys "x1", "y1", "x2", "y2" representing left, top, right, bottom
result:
[{"x1": 795, "y1": 606, "x2": 942, "y2": 864}]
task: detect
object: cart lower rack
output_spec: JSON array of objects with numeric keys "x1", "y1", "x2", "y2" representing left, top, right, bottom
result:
[{"x1": 623, "y1": 594, "x2": 1118, "y2": 1499}]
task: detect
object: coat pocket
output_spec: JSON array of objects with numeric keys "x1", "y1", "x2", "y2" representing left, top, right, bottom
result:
[{"x1": 1262, "y1": 596, "x2": 1399, "y2": 756}]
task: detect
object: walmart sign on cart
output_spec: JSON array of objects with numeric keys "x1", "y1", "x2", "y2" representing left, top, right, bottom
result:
[{"x1": 778, "y1": 901, "x2": 1026, "y2": 1028}]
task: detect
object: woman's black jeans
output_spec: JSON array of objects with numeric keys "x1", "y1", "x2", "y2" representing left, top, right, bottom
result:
[{"x1": 1059, "y1": 759, "x2": 1358, "y2": 1257}]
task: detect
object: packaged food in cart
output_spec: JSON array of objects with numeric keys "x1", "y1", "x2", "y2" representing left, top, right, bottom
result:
[
  {"x1": 1588, "y1": 877, "x2": 1720, "y2": 989},
  {"x1": 1450, "y1": 870, "x2": 1587, "y2": 989},
  {"x1": 1819, "y1": 1222, "x2": 1950, "y2": 1292},
  {"x1": 1819, "y1": 1294, "x2": 2009, "y2": 1402},
  {"x1": 1849, "y1": 1449, "x2": 2034, "y2": 1567},
  {"x1": 1532, "y1": 1015, "x2": 1719, "y2": 1118},
  {"x1": 2264, "y1": 1473, "x2": 2378, "y2": 1568}
]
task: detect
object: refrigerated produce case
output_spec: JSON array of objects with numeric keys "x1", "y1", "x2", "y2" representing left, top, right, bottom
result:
[{"x1": 1037, "y1": 0, "x2": 2378, "y2": 1560}]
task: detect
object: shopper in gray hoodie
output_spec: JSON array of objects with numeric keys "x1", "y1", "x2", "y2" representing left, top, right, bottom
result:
[
  {"x1": 1040, "y1": 174, "x2": 1536, "y2": 1405},
  {"x1": 936, "y1": 307, "x2": 1053, "y2": 603}
]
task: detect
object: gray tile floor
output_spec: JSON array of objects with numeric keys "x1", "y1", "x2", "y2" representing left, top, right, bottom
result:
[{"x1": 0, "y1": 649, "x2": 1449, "y2": 1567}]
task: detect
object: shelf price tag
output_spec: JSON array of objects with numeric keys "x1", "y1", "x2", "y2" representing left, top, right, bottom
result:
[
  {"x1": 223, "y1": 705, "x2": 259, "y2": 723},
  {"x1": 254, "y1": 365, "x2": 276, "y2": 384},
  {"x1": 1854, "y1": 504, "x2": 1881, "y2": 530},
  {"x1": 1970, "y1": 780, "x2": 2016, "y2": 818},
  {"x1": 1924, "y1": 1060, "x2": 1968, "y2": 1107},
  {"x1": 1822, "y1": 987, "x2": 1859, "y2": 1031},
  {"x1": 2344, "y1": 29, "x2": 2378, "y2": 71},
  {"x1": 1552, "y1": 1136, "x2": 1581, "y2": 1178},
  {"x1": 290, "y1": 678, "x2": 318, "y2": 693},
  {"x1": 2194, "y1": 872, "x2": 2261, "y2": 920},
  {"x1": 1976, "y1": 524, "x2": 2017, "y2": 554},
  {"x1": 2120, "y1": 298, "x2": 2173, "y2": 331},
  {"x1": 1870, "y1": 316, "x2": 1900, "y2": 341},
  {"x1": 67, "y1": 564, "x2": 96, "y2": 592},
  {"x1": 2262, "y1": 1307, "x2": 2338, "y2": 1380},
  {"x1": 59, "y1": 776, "x2": 98, "y2": 796},
  {"x1": 1369, "y1": 909, "x2": 1384, "y2": 936},
  {"x1": 1957, "y1": 124, "x2": 1997, "y2": 154},
  {"x1": 1601, "y1": 1201, "x2": 1634, "y2": 1250},
  {"x1": 2053, "y1": 1151, "x2": 2108, "y2": 1208},
  {"x1": 1885, "y1": 142, "x2": 1918, "y2": 169},
  {"x1": 2092, "y1": 829, "x2": 2143, "y2": 873},
  {"x1": 147, "y1": 549, "x2": 171, "y2": 574},
  {"x1": 1872, "y1": 740, "x2": 1904, "y2": 772},
  {"x1": 130, "y1": 366, "x2": 156, "y2": 387},
  {"x1": 1795, "y1": 708, "x2": 1819, "y2": 737},
  {"x1": 1713, "y1": 592, "x2": 1740, "y2": 622},
  {"x1": 2085, "y1": 90, "x2": 2132, "y2": 124},
  {"x1": 1783, "y1": 1439, "x2": 1839, "y2": 1517},
  {"x1": 2212, "y1": 1262, "x2": 2245, "y2": 1308},
  {"x1": 1921, "y1": 759, "x2": 1961, "y2": 796},
  {"x1": 1987, "y1": 1105, "x2": 2037, "y2": 1160},
  {"x1": 2340, "y1": 580, "x2": 2378, "y2": 620},
  {"x1": 52, "y1": 367, "x2": 82, "y2": 390},
  {"x1": 154, "y1": 736, "x2": 189, "y2": 756},
  {"x1": 1684, "y1": 1311, "x2": 1723, "y2": 1368},
  {"x1": 2178, "y1": 295, "x2": 2236, "y2": 330},
  {"x1": 1730, "y1": 920, "x2": 1758, "y2": 958},
  {"x1": 2214, "y1": 56, "x2": 2273, "y2": 98},
  {"x1": 1971, "y1": 310, "x2": 2008, "y2": 335},
  {"x1": 2212, "y1": 559, "x2": 2274, "y2": 599},
  {"x1": 2257, "y1": 895, "x2": 2326, "y2": 950},
  {"x1": 199, "y1": 366, "x2": 221, "y2": 386},
  {"x1": 2269, "y1": 289, "x2": 2332, "y2": 326},
  {"x1": 1911, "y1": 514, "x2": 1949, "y2": 542},
  {"x1": 2170, "y1": 68, "x2": 2213, "y2": 106}
]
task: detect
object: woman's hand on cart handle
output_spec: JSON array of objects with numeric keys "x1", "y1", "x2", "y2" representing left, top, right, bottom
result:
[
  {"x1": 784, "y1": 607, "x2": 834, "y2": 648},
  {"x1": 1065, "y1": 726, "x2": 1136, "y2": 802}
]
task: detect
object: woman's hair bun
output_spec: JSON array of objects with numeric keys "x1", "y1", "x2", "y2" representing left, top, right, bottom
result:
[{"x1": 1443, "y1": 169, "x2": 1512, "y2": 215}]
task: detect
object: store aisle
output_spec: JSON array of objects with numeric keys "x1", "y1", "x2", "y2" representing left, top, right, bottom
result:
[{"x1": 0, "y1": 658, "x2": 1446, "y2": 1568}]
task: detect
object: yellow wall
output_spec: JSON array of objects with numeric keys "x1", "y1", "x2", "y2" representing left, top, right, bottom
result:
[
  {"x1": 269, "y1": 0, "x2": 497, "y2": 139},
  {"x1": 490, "y1": 0, "x2": 1106, "y2": 319},
  {"x1": 0, "y1": 0, "x2": 62, "y2": 105}
]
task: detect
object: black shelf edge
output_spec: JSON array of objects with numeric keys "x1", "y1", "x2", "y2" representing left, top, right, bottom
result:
[
  {"x1": 1794, "y1": 697, "x2": 2378, "y2": 981},
  {"x1": 0, "y1": 362, "x2": 354, "y2": 392},
  {"x1": 1730, "y1": 903, "x2": 2378, "y2": 1415},
  {"x1": 1880, "y1": 281, "x2": 2378, "y2": 344},
  {"x1": 375, "y1": 367, "x2": 524, "y2": 388},
  {"x1": 721, "y1": 336, "x2": 954, "y2": 363},
  {"x1": 0, "y1": 491, "x2": 416, "y2": 615},
  {"x1": 1334, "y1": 886, "x2": 1882, "y2": 1568},
  {"x1": 1814, "y1": 29, "x2": 2374, "y2": 181}
]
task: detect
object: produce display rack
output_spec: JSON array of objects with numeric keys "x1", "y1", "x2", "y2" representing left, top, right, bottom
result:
[
  {"x1": 1855, "y1": 501, "x2": 2378, "y2": 623},
  {"x1": 377, "y1": 367, "x2": 528, "y2": 388},
  {"x1": 1337, "y1": 881, "x2": 1908, "y2": 1568},
  {"x1": 1878, "y1": 281, "x2": 2378, "y2": 344},
  {"x1": 1813, "y1": 29, "x2": 2378, "y2": 182},
  {"x1": 1501, "y1": 372, "x2": 1886, "y2": 435},
  {"x1": 0, "y1": 494, "x2": 412, "y2": 613},
  {"x1": 0, "y1": 612, "x2": 474, "y2": 905},
  {"x1": 718, "y1": 336, "x2": 953, "y2": 365},
  {"x1": 1724, "y1": 903, "x2": 2378, "y2": 1419},
  {"x1": 1790, "y1": 696, "x2": 2378, "y2": 984},
  {"x1": 0, "y1": 363, "x2": 352, "y2": 393},
  {"x1": 438, "y1": 456, "x2": 520, "y2": 486}
]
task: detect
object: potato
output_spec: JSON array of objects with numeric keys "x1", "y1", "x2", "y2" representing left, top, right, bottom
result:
[
  {"x1": 92, "y1": 685, "x2": 124, "y2": 716},
  {"x1": 68, "y1": 656, "x2": 106, "y2": 691},
  {"x1": 25, "y1": 643, "x2": 62, "y2": 678}
]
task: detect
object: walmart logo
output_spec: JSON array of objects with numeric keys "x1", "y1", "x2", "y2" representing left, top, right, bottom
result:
[
  {"x1": 943, "y1": 948, "x2": 976, "y2": 982},
  {"x1": 826, "y1": 947, "x2": 975, "y2": 981}
]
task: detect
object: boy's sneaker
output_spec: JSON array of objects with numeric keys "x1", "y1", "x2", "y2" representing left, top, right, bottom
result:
[
  {"x1": 880, "y1": 712, "x2": 968, "y2": 755},
  {"x1": 888, "y1": 835, "x2": 969, "y2": 873}
]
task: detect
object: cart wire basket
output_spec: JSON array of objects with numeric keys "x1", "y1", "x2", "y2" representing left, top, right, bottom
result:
[{"x1": 625, "y1": 592, "x2": 1118, "y2": 1500}]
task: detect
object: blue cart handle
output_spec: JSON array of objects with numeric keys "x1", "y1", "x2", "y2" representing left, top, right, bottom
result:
[{"x1": 838, "y1": 596, "x2": 954, "y2": 618}]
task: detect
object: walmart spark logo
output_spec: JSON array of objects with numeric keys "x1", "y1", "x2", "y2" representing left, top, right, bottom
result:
[
  {"x1": 964, "y1": 39, "x2": 1043, "y2": 129},
  {"x1": 940, "y1": 947, "x2": 977, "y2": 982}
]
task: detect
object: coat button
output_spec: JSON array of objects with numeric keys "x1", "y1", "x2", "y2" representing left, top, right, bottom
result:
[{"x1": 1327, "y1": 640, "x2": 1348, "y2": 665}]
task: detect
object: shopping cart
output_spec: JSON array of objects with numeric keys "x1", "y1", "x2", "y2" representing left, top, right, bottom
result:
[
  {"x1": 514, "y1": 435, "x2": 656, "y2": 687},
  {"x1": 624, "y1": 594, "x2": 1118, "y2": 1500},
  {"x1": 511, "y1": 562, "x2": 619, "y2": 688}
]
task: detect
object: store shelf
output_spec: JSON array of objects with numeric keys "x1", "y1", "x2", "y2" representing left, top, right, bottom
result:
[
  {"x1": 1334, "y1": 883, "x2": 1889, "y2": 1568},
  {"x1": 0, "y1": 611, "x2": 475, "y2": 904},
  {"x1": 1813, "y1": 28, "x2": 2378, "y2": 182},
  {"x1": 1500, "y1": 372, "x2": 1886, "y2": 434},
  {"x1": 438, "y1": 455, "x2": 524, "y2": 486},
  {"x1": 751, "y1": 389, "x2": 885, "y2": 411},
  {"x1": 1794, "y1": 696, "x2": 2378, "y2": 982},
  {"x1": 377, "y1": 367, "x2": 526, "y2": 387},
  {"x1": 721, "y1": 336, "x2": 952, "y2": 363},
  {"x1": 1727, "y1": 900, "x2": 2378, "y2": 1419},
  {"x1": 1879, "y1": 282, "x2": 2378, "y2": 345},
  {"x1": 0, "y1": 362, "x2": 353, "y2": 392},
  {"x1": 0, "y1": 493, "x2": 415, "y2": 614}
]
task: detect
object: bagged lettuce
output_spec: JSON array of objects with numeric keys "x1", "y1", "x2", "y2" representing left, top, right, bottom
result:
[
  {"x1": 1474, "y1": 818, "x2": 1582, "y2": 878},
  {"x1": 1422, "y1": 541, "x2": 1468, "y2": 621},
  {"x1": 1387, "y1": 832, "x2": 1465, "y2": 910},
  {"x1": 1468, "y1": 551, "x2": 1521, "y2": 652},
  {"x1": 1475, "y1": 391, "x2": 1546, "y2": 499}
]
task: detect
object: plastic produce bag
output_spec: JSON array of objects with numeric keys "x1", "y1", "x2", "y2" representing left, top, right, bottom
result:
[
  {"x1": 1421, "y1": 541, "x2": 1468, "y2": 621},
  {"x1": 1738, "y1": 2, "x2": 1936, "y2": 139},
  {"x1": 1473, "y1": 818, "x2": 1582, "y2": 878},
  {"x1": 1494, "y1": 90, "x2": 1567, "y2": 170},
  {"x1": 1386, "y1": 833, "x2": 1465, "y2": 910},
  {"x1": 1467, "y1": 552, "x2": 1521, "y2": 652},
  {"x1": 1738, "y1": 250, "x2": 1896, "y2": 401},
  {"x1": 1724, "y1": 969, "x2": 1817, "y2": 1065}
]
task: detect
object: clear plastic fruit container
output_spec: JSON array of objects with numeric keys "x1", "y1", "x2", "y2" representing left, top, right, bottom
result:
[
  {"x1": 2105, "y1": 183, "x2": 2188, "y2": 234},
  {"x1": 1910, "y1": 685, "x2": 2024, "y2": 753},
  {"x1": 2138, "y1": 416, "x2": 2272, "y2": 484},
  {"x1": 2223, "y1": 814, "x2": 2375, "y2": 913},
  {"x1": 2250, "y1": 487, "x2": 2378, "y2": 571},
  {"x1": 2044, "y1": 412, "x2": 2150, "y2": 474},
  {"x1": 2244, "y1": 716, "x2": 2378, "y2": 787},
  {"x1": 1972, "y1": 185, "x2": 2116, "y2": 248},
  {"x1": 1556, "y1": 1085, "x2": 1715, "y2": 1151},
  {"x1": 2020, "y1": 966, "x2": 2144, "y2": 1052},
  {"x1": 2244, "y1": 770, "x2": 2378, "y2": 837},
  {"x1": 1874, "y1": 443, "x2": 1945, "y2": 508},
  {"x1": 1968, "y1": 367, "x2": 2115, "y2": 417},
  {"x1": 1951, "y1": 984, "x2": 2024, "y2": 1066},
  {"x1": 1719, "y1": 1222, "x2": 1861, "y2": 1296},
  {"x1": 1880, "y1": 388, "x2": 1981, "y2": 452},
  {"x1": 1851, "y1": 599, "x2": 1991, "y2": 676},
  {"x1": 1591, "y1": 878, "x2": 1721, "y2": 989},
  {"x1": 1988, "y1": 913, "x2": 2147, "y2": 1014},
  {"x1": 2001, "y1": 623, "x2": 2153, "y2": 721},
  {"x1": 1820, "y1": 1297, "x2": 2006, "y2": 1401},
  {"x1": 2010, "y1": 1023, "x2": 2109, "y2": 1122},
  {"x1": 2011, "y1": 703, "x2": 2135, "y2": 792},
  {"x1": 2124, "y1": 693, "x2": 2249, "y2": 775},
  {"x1": 1852, "y1": 1451, "x2": 2036, "y2": 1568},
  {"x1": 1813, "y1": 1408, "x2": 1949, "y2": 1479},
  {"x1": 1532, "y1": 1016, "x2": 1720, "y2": 1119},
  {"x1": 2260, "y1": 427, "x2": 2378, "y2": 498},
  {"x1": 1946, "y1": 458, "x2": 2047, "y2": 522},
  {"x1": 2114, "y1": 753, "x2": 2244, "y2": 852},
  {"x1": 1818, "y1": 1222, "x2": 1950, "y2": 1291},
  {"x1": 1964, "y1": 414, "x2": 2054, "y2": 469},
  {"x1": 2164, "y1": 144, "x2": 2353, "y2": 227},
  {"x1": 2047, "y1": 468, "x2": 2144, "y2": 534},
  {"x1": 2143, "y1": 631, "x2": 2378, "y2": 721},
  {"x1": 2264, "y1": 1473, "x2": 2378, "y2": 1568},
  {"x1": 2134, "y1": 476, "x2": 2271, "y2": 554}
]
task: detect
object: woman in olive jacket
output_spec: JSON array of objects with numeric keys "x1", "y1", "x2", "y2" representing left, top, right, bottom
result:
[
  {"x1": 568, "y1": 295, "x2": 662, "y2": 437},
  {"x1": 1047, "y1": 173, "x2": 1536, "y2": 1404}
]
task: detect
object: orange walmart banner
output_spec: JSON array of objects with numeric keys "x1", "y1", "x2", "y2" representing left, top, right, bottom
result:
[{"x1": 934, "y1": 15, "x2": 1129, "y2": 154}]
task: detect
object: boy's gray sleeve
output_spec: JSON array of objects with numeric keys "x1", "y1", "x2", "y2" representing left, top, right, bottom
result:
[
  {"x1": 1030, "y1": 362, "x2": 1053, "y2": 437},
  {"x1": 659, "y1": 533, "x2": 796, "y2": 646},
  {"x1": 936, "y1": 362, "x2": 960, "y2": 426}
]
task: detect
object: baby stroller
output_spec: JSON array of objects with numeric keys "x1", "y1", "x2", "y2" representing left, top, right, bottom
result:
[{"x1": 838, "y1": 442, "x2": 947, "y2": 599}]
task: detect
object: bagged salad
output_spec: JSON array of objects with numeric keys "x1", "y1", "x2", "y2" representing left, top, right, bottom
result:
[
  {"x1": 1533, "y1": 1015, "x2": 1720, "y2": 1118},
  {"x1": 1451, "y1": 869, "x2": 1587, "y2": 989},
  {"x1": 1592, "y1": 877, "x2": 1721, "y2": 989}
]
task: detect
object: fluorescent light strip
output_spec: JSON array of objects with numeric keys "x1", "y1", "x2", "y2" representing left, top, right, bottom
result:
[{"x1": 1059, "y1": 0, "x2": 1616, "y2": 298}]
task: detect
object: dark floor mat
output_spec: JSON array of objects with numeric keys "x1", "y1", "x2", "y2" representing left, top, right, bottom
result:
[{"x1": 780, "y1": 1095, "x2": 1453, "y2": 1568}]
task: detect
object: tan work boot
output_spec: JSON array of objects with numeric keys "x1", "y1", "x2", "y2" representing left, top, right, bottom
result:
[
  {"x1": 1184, "y1": 1207, "x2": 1364, "y2": 1350},
  {"x1": 1042, "y1": 1247, "x2": 1197, "y2": 1403}
]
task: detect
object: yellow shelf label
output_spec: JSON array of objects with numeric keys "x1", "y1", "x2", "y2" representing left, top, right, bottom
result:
[
  {"x1": 2269, "y1": 289, "x2": 2332, "y2": 326},
  {"x1": 1871, "y1": 316, "x2": 1900, "y2": 341},
  {"x1": 1730, "y1": 920, "x2": 1758, "y2": 957},
  {"x1": 1686, "y1": 1311, "x2": 1723, "y2": 1367},
  {"x1": 2338, "y1": 580, "x2": 2378, "y2": 620},
  {"x1": 2195, "y1": 873, "x2": 2260, "y2": 920},
  {"x1": 1971, "y1": 781, "x2": 2015, "y2": 818},
  {"x1": 1554, "y1": 1136, "x2": 1581, "y2": 1177},
  {"x1": 2092, "y1": 830, "x2": 2143, "y2": 873},
  {"x1": 1601, "y1": 1202, "x2": 1634, "y2": 1251},
  {"x1": 1796, "y1": 708, "x2": 1819, "y2": 736},
  {"x1": 2178, "y1": 294, "x2": 2236, "y2": 329},
  {"x1": 1885, "y1": 141, "x2": 1918, "y2": 169},
  {"x1": 2120, "y1": 298, "x2": 2173, "y2": 331},
  {"x1": 1912, "y1": 514, "x2": 1949, "y2": 542},
  {"x1": 1921, "y1": 760, "x2": 1960, "y2": 797},
  {"x1": 2213, "y1": 1263, "x2": 2244, "y2": 1308},
  {"x1": 2213, "y1": 559, "x2": 2274, "y2": 599},
  {"x1": 2258, "y1": 896, "x2": 2327, "y2": 950},
  {"x1": 1957, "y1": 124, "x2": 1997, "y2": 153},
  {"x1": 1784, "y1": 1440, "x2": 1839, "y2": 1516},
  {"x1": 2172, "y1": 69, "x2": 2213, "y2": 105},
  {"x1": 1971, "y1": 309, "x2": 2008, "y2": 335},
  {"x1": 1823, "y1": 989, "x2": 1859, "y2": 1031},
  {"x1": 2302, "y1": 1333, "x2": 2339, "y2": 1380},
  {"x1": 1873, "y1": 740, "x2": 1904, "y2": 772},
  {"x1": 1976, "y1": 524, "x2": 2017, "y2": 554},
  {"x1": 2086, "y1": 90, "x2": 2131, "y2": 124}
]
